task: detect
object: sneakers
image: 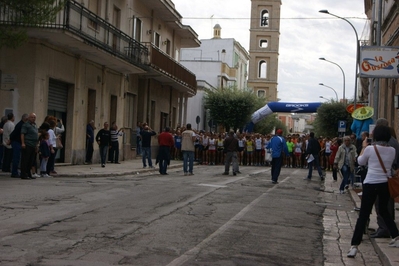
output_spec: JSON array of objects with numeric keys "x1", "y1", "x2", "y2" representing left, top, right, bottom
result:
[
  {"x1": 31, "y1": 173, "x2": 40, "y2": 179},
  {"x1": 389, "y1": 237, "x2": 399, "y2": 247},
  {"x1": 347, "y1": 246, "x2": 358, "y2": 258},
  {"x1": 340, "y1": 190, "x2": 345, "y2": 194},
  {"x1": 344, "y1": 184, "x2": 349, "y2": 190},
  {"x1": 272, "y1": 181, "x2": 278, "y2": 184},
  {"x1": 41, "y1": 174, "x2": 52, "y2": 178}
]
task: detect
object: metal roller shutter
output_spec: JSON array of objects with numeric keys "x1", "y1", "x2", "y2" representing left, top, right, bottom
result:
[{"x1": 48, "y1": 79, "x2": 68, "y2": 112}]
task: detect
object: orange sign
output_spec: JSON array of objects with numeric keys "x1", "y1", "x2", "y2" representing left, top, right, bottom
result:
[{"x1": 346, "y1": 104, "x2": 364, "y2": 114}]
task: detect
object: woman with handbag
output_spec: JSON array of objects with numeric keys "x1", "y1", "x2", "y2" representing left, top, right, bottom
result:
[{"x1": 347, "y1": 125, "x2": 399, "y2": 258}]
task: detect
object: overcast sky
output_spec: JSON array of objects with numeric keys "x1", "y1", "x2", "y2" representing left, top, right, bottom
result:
[{"x1": 172, "y1": 0, "x2": 368, "y2": 103}]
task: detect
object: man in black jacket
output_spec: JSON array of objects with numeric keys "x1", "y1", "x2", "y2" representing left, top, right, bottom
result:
[
  {"x1": 305, "y1": 132, "x2": 324, "y2": 181},
  {"x1": 9, "y1": 114, "x2": 28, "y2": 177}
]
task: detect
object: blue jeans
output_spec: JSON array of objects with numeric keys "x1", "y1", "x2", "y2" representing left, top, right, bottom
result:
[
  {"x1": 11, "y1": 141, "x2": 21, "y2": 176},
  {"x1": 271, "y1": 156, "x2": 283, "y2": 182},
  {"x1": 183, "y1": 150, "x2": 194, "y2": 174},
  {"x1": 339, "y1": 164, "x2": 351, "y2": 191},
  {"x1": 99, "y1": 145, "x2": 109, "y2": 165},
  {"x1": 307, "y1": 154, "x2": 323, "y2": 179},
  {"x1": 142, "y1": 147, "x2": 152, "y2": 167}
]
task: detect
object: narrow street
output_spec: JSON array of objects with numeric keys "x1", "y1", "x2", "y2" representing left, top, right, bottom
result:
[{"x1": 0, "y1": 165, "x2": 381, "y2": 265}]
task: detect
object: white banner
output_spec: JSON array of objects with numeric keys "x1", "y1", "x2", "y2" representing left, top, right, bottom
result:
[{"x1": 360, "y1": 46, "x2": 399, "y2": 78}]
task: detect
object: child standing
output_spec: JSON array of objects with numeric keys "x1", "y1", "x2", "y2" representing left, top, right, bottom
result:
[{"x1": 39, "y1": 132, "x2": 51, "y2": 177}]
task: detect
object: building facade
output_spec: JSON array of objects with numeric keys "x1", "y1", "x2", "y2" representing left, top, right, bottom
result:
[
  {"x1": 0, "y1": 0, "x2": 200, "y2": 164},
  {"x1": 180, "y1": 25, "x2": 249, "y2": 131},
  {"x1": 364, "y1": 0, "x2": 399, "y2": 131},
  {"x1": 247, "y1": 0, "x2": 281, "y2": 101}
]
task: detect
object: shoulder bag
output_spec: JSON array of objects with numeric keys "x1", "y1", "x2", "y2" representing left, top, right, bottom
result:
[{"x1": 374, "y1": 145, "x2": 399, "y2": 198}]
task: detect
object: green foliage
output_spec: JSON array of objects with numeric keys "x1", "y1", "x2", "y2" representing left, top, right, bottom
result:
[
  {"x1": 313, "y1": 102, "x2": 352, "y2": 137},
  {"x1": 204, "y1": 87, "x2": 265, "y2": 131},
  {"x1": 254, "y1": 113, "x2": 288, "y2": 135},
  {"x1": 0, "y1": 0, "x2": 66, "y2": 48}
]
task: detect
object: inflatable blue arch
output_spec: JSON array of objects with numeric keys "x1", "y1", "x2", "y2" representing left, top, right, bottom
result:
[{"x1": 245, "y1": 102, "x2": 322, "y2": 132}]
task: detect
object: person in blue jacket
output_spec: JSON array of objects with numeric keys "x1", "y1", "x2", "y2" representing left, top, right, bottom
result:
[{"x1": 266, "y1": 129, "x2": 289, "y2": 184}]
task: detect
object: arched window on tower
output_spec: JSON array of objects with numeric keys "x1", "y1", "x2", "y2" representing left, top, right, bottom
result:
[
  {"x1": 261, "y1": 10, "x2": 269, "y2": 27},
  {"x1": 258, "y1": 60, "x2": 267, "y2": 79}
]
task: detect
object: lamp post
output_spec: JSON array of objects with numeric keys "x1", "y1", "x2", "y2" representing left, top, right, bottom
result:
[
  {"x1": 319, "y1": 83, "x2": 338, "y2": 102},
  {"x1": 319, "y1": 96, "x2": 329, "y2": 101},
  {"x1": 319, "y1": 9, "x2": 359, "y2": 110},
  {"x1": 319, "y1": 58, "x2": 345, "y2": 103}
]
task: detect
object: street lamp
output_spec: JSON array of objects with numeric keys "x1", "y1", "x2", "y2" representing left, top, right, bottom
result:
[
  {"x1": 319, "y1": 96, "x2": 329, "y2": 101},
  {"x1": 319, "y1": 9, "x2": 359, "y2": 110},
  {"x1": 319, "y1": 58, "x2": 345, "y2": 102},
  {"x1": 319, "y1": 83, "x2": 338, "y2": 102}
]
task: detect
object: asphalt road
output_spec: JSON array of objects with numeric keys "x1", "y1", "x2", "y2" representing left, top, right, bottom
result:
[{"x1": 0, "y1": 165, "x2": 374, "y2": 265}]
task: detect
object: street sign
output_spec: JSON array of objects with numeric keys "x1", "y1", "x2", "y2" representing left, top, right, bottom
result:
[{"x1": 338, "y1": 120, "x2": 346, "y2": 133}]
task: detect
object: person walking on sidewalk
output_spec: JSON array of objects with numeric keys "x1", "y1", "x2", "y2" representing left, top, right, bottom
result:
[
  {"x1": 266, "y1": 129, "x2": 289, "y2": 184},
  {"x1": 347, "y1": 125, "x2": 399, "y2": 258},
  {"x1": 140, "y1": 124, "x2": 156, "y2": 168},
  {"x1": 181, "y1": 123, "x2": 196, "y2": 176},
  {"x1": 157, "y1": 127, "x2": 174, "y2": 175},
  {"x1": 305, "y1": 132, "x2": 324, "y2": 181},
  {"x1": 334, "y1": 136, "x2": 357, "y2": 194},
  {"x1": 96, "y1": 122, "x2": 111, "y2": 167}
]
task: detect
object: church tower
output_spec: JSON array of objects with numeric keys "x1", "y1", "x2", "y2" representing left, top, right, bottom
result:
[{"x1": 247, "y1": 0, "x2": 281, "y2": 101}]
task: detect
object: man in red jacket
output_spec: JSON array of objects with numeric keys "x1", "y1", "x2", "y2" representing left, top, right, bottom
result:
[{"x1": 157, "y1": 127, "x2": 174, "y2": 175}]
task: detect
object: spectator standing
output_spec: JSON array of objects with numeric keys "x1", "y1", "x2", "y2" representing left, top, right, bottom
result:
[
  {"x1": 136, "y1": 122, "x2": 143, "y2": 156},
  {"x1": 0, "y1": 115, "x2": 7, "y2": 169},
  {"x1": 223, "y1": 130, "x2": 239, "y2": 175},
  {"x1": 266, "y1": 129, "x2": 289, "y2": 184},
  {"x1": 20, "y1": 113, "x2": 39, "y2": 179},
  {"x1": 305, "y1": 132, "x2": 325, "y2": 181},
  {"x1": 96, "y1": 122, "x2": 111, "y2": 167},
  {"x1": 2, "y1": 113, "x2": 15, "y2": 172},
  {"x1": 334, "y1": 136, "x2": 357, "y2": 194},
  {"x1": 329, "y1": 138, "x2": 342, "y2": 182},
  {"x1": 9, "y1": 113, "x2": 28, "y2": 177},
  {"x1": 39, "y1": 131, "x2": 51, "y2": 177},
  {"x1": 140, "y1": 124, "x2": 156, "y2": 168},
  {"x1": 108, "y1": 122, "x2": 124, "y2": 163},
  {"x1": 157, "y1": 127, "x2": 174, "y2": 175},
  {"x1": 85, "y1": 120, "x2": 95, "y2": 164},
  {"x1": 46, "y1": 120, "x2": 57, "y2": 175},
  {"x1": 181, "y1": 123, "x2": 196, "y2": 176}
]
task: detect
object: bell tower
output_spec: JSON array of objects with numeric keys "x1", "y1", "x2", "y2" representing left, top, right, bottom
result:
[{"x1": 247, "y1": 0, "x2": 281, "y2": 101}]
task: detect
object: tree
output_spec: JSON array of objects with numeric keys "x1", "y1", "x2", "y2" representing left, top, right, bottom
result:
[
  {"x1": 0, "y1": 0, "x2": 65, "y2": 48},
  {"x1": 313, "y1": 102, "x2": 352, "y2": 137},
  {"x1": 254, "y1": 113, "x2": 288, "y2": 135},
  {"x1": 204, "y1": 87, "x2": 265, "y2": 132}
]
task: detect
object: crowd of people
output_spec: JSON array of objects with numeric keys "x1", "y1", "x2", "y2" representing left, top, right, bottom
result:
[{"x1": 0, "y1": 113, "x2": 65, "y2": 179}]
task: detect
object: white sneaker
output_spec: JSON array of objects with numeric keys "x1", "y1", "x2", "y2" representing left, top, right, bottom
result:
[
  {"x1": 340, "y1": 190, "x2": 345, "y2": 194},
  {"x1": 389, "y1": 237, "x2": 399, "y2": 247},
  {"x1": 43, "y1": 174, "x2": 52, "y2": 178},
  {"x1": 32, "y1": 173, "x2": 41, "y2": 178},
  {"x1": 347, "y1": 246, "x2": 357, "y2": 258}
]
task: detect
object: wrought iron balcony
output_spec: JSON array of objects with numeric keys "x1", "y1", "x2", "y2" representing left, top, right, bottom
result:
[
  {"x1": 0, "y1": 0, "x2": 149, "y2": 73},
  {"x1": 144, "y1": 43, "x2": 197, "y2": 96}
]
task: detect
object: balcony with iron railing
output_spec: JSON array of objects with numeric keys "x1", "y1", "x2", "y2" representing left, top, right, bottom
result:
[
  {"x1": 0, "y1": 0, "x2": 149, "y2": 73},
  {"x1": 144, "y1": 43, "x2": 197, "y2": 96}
]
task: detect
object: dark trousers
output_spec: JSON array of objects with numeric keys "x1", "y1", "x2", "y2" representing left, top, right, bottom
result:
[
  {"x1": 108, "y1": 141, "x2": 119, "y2": 163},
  {"x1": 158, "y1": 146, "x2": 170, "y2": 174},
  {"x1": 11, "y1": 141, "x2": 21, "y2": 176},
  {"x1": 307, "y1": 154, "x2": 323, "y2": 179},
  {"x1": 99, "y1": 145, "x2": 108, "y2": 165},
  {"x1": 271, "y1": 156, "x2": 283, "y2": 182},
  {"x1": 85, "y1": 141, "x2": 94, "y2": 163},
  {"x1": 351, "y1": 183, "x2": 399, "y2": 246},
  {"x1": 20, "y1": 145, "x2": 36, "y2": 178},
  {"x1": 2, "y1": 147, "x2": 13, "y2": 172},
  {"x1": 47, "y1": 151, "x2": 56, "y2": 174}
]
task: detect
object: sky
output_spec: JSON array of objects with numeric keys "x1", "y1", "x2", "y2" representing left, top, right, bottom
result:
[{"x1": 172, "y1": 0, "x2": 368, "y2": 103}]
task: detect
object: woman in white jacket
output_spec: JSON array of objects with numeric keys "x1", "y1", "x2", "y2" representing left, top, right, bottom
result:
[{"x1": 347, "y1": 125, "x2": 399, "y2": 258}]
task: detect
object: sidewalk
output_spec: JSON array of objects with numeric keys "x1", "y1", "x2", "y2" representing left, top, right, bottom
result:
[{"x1": 323, "y1": 173, "x2": 399, "y2": 266}]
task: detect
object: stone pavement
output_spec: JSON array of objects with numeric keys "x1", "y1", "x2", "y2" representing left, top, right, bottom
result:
[{"x1": 1, "y1": 160, "x2": 398, "y2": 265}]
